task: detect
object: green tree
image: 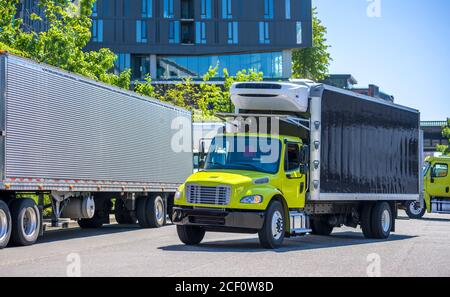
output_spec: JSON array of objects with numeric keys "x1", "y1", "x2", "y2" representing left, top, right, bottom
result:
[
  {"x1": 437, "y1": 118, "x2": 450, "y2": 155},
  {"x1": 292, "y1": 7, "x2": 332, "y2": 81},
  {"x1": 0, "y1": 0, "x2": 131, "y2": 89}
]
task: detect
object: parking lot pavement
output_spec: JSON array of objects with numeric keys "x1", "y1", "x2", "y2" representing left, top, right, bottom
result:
[{"x1": 1, "y1": 211, "x2": 450, "y2": 277}]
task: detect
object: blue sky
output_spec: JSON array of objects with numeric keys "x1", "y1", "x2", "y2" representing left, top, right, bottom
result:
[{"x1": 314, "y1": 0, "x2": 450, "y2": 120}]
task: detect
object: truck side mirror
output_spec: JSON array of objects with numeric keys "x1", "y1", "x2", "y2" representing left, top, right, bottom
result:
[
  {"x1": 198, "y1": 141, "x2": 207, "y2": 169},
  {"x1": 299, "y1": 145, "x2": 309, "y2": 175}
]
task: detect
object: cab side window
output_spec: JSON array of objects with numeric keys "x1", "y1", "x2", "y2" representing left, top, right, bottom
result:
[
  {"x1": 432, "y1": 164, "x2": 448, "y2": 178},
  {"x1": 285, "y1": 143, "x2": 300, "y2": 172}
]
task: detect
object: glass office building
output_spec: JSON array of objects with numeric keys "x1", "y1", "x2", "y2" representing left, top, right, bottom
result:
[{"x1": 19, "y1": 0, "x2": 312, "y2": 81}]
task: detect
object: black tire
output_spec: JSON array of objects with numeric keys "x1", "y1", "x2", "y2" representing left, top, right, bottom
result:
[
  {"x1": 10, "y1": 198, "x2": 41, "y2": 246},
  {"x1": 0, "y1": 200, "x2": 12, "y2": 249},
  {"x1": 258, "y1": 200, "x2": 286, "y2": 249},
  {"x1": 78, "y1": 197, "x2": 110, "y2": 229},
  {"x1": 136, "y1": 194, "x2": 166, "y2": 228},
  {"x1": 405, "y1": 201, "x2": 426, "y2": 219},
  {"x1": 361, "y1": 202, "x2": 375, "y2": 239},
  {"x1": 114, "y1": 199, "x2": 137, "y2": 224},
  {"x1": 176, "y1": 225, "x2": 205, "y2": 245},
  {"x1": 370, "y1": 202, "x2": 393, "y2": 239},
  {"x1": 310, "y1": 217, "x2": 334, "y2": 236}
]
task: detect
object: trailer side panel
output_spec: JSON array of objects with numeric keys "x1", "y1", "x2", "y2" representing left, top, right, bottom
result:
[
  {"x1": 320, "y1": 88, "x2": 420, "y2": 195},
  {"x1": 3, "y1": 55, "x2": 193, "y2": 186}
]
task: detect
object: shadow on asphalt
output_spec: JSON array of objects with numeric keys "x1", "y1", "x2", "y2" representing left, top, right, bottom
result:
[
  {"x1": 159, "y1": 231, "x2": 417, "y2": 253},
  {"x1": 36, "y1": 224, "x2": 145, "y2": 245},
  {"x1": 418, "y1": 217, "x2": 450, "y2": 223}
]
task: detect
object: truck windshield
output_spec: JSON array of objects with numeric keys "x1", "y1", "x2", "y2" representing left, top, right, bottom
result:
[{"x1": 205, "y1": 136, "x2": 281, "y2": 174}]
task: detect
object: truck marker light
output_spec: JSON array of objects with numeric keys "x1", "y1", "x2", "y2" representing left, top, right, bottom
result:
[
  {"x1": 253, "y1": 177, "x2": 269, "y2": 185},
  {"x1": 69, "y1": 185, "x2": 74, "y2": 190},
  {"x1": 5, "y1": 183, "x2": 11, "y2": 190},
  {"x1": 240, "y1": 195, "x2": 263, "y2": 204}
]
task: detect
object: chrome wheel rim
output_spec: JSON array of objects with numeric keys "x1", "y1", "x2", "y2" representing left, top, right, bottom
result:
[
  {"x1": 381, "y1": 209, "x2": 391, "y2": 233},
  {"x1": 22, "y1": 207, "x2": 38, "y2": 239},
  {"x1": 155, "y1": 198, "x2": 164, "y2": 223},
  {"x1": 409, "y1": 201, "x2": 423, "y2": 216},
  {"x1": 271, "y1": 210, "x2": 284, "y2": 240},
  {"x1": 0, "y1": 209, "x2": 8, "y2": 242}
]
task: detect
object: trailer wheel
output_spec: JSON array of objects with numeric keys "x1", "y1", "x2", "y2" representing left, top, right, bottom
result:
[
  {"x1": 176, "y1": 225, "x2": 205, "y2": 245},
  {"x1": 258, "y1": 200, "x2": 285, "y2": 249},
  {"x1": 10, "y1": 198, "x2": 41, "y2": 246},
  {"x1": 114, "y1": 199, "x2": 137, "y2": 225},
  {"x1": 310, "y1": 217, "x2": 334, "y2": 236},
  {"x1": 136, "y1": 194, "x2": 166, "y2": 228},
  {"x1": 370, "y1": 202, "x2": 392, "y2": 239},
  {"x1": 405, "y1": 201, "x2": 425, "y2": 219},
  {"x1": 78, "y1": 196, "x2": 112, "y2": 229},
  {"x1": 0, "y1": 200, "x2": 12, "y2": 249},
  {"x1": 361, "y1": 202, "x2": 375, "y2": 239}
]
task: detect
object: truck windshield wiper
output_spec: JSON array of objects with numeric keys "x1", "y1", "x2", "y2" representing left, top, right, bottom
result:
[{"x1": 234, "y1": 162, "x2": 266, "y2": 172}]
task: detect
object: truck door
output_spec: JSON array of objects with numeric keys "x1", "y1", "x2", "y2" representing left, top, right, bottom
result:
[
  {"x1": 428, "y1": 162, "x2": 450, "y2": 198},
  {"x1": 282, "y1": 142, "x2": 306, "y2": 208}
]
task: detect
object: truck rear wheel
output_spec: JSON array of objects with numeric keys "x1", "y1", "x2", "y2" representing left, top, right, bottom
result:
[
  {"x1": 311, "y1": 217, "x2": 334, "y2": 236},
  {"x1": 405, "y1": 201, "x2": 425, "y2": 219},
  {"x1": 10, "y1": 198, "x2": 41, "y2": 246},
  {"x1": 114, "y1": 199, "x2": 137, "y2": 224},
  {"x1": 0, "y1": 200, "x2": 12, "y2": 249},
  {"x1": 258, "y1": 200, "x2": 285, "y2": 249},
  {"x1": 370, "y1": 202, "x2": 392, "y2": 239},
  {"x1": 177, "y1": 225, "x2": 205, "y2": 245},
  {"x1": 136, "y1": 194, "x2": 166, "y2": 228},
  {"x1": 361, "y1": 202, "x2": 375, "y2": 239}
]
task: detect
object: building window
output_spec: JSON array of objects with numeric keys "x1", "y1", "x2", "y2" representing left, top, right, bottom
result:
[
  {"x1": 196, "y1": 22, "x2": 206, "y2": 44},
  {"x1": 164, "y1": 0, "x2": 174, "y2": 18},
  {"x1": 142, "y1": 0, "x2": 152, "y2": 18},
  {"x1": 92, "y1": 1, "x2": 97, "y2": 17},
  {"x1": 222, "y1": 0, "x2": 232, "y2": 19},
  {"x1": 169, "y1": 21, "x2": 180, "y2": 43},
  {"x1": 201, "y1": 0, "x2": 212, "y2": 19},
  {"x1": 114, "y1": 53, "x2": 131, "y2": 73},
  {"x1": 285, "y1": 0, "x2": 291, "y2": 19},
  {"x1": 132, "y1": 56, "x2": 151, "y2": 80},
  {"x1": 157, "y1": 52, "x2": 284, "y2": 80},
  {"x1": 296, "y1": 22, "x2": 302, "y2": 44},
  {"x1": 264, "y1": 0, "x2": 274, "y2": 19},
  {"x1": 259, "y1": 21, "x2": 270, "y2": 44},
  {"x1": 136, "y1": 20, "x2": 148, "y2": 43},
  {"x1": 92, "y1": 19, "x2": 103, "y2": 42},
  {"x1": 227, "y1": 22, "x2": 238, "y2": 44},
  {"x1": 123, "y1": 0, "x2": 130, "y2": 17}
]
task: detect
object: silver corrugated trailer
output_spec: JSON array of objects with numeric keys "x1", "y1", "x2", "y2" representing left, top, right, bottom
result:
[{"x1": 0, "y1": 52, "x2": 193, "y2": 248}]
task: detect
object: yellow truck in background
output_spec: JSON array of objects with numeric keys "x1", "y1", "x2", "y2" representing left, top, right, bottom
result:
[
  {"x1": 172, "y1": 81, "x2": 422, "y2": 249},
  {"x1": 404, "y1": 156, "x2": 450, "y2": 218}
]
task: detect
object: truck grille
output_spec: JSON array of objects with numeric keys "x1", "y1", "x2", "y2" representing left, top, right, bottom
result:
[{"x1": 186, "y1": 185, "x2": 231, "y2": 206}]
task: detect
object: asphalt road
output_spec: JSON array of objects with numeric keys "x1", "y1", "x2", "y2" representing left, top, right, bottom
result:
[{"x1": 1, "y1": 211, "x2": 450, "y2": 277}]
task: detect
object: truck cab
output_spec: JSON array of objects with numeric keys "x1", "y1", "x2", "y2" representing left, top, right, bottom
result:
[
  {"x1": 424, "y1": 156, "x2": 450, "y2": 213},
  {"x1": 173, "y1": 133, "x2": 310, "y2": 248}
]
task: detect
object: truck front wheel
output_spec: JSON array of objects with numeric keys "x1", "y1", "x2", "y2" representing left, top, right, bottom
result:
[
  {"x1": 258, "y1": 200, "x2": 285, "y2": 249},
  {"x1": 0, "y1": 200, "x2": 12, "y2": 249},
  {"x1": 10, "y1": 198, "x2": 41, "y2": 246},
  {"x1": 405, "y1": 201, "x2": 425, "y2": 219},
  {"x1": 177, "y1": 225, "x2": 205, "y2": 245},
  {"x1": 311, "y1": 217, "x2": 334, "y2": 236}
]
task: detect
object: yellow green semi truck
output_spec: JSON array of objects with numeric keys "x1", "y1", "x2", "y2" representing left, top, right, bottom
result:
[
  {"x1": 403, "y1": 156, "x2": 450, "y2": 219},
  {"x1": 172, "y1": 80, "x2": 422, "y2": 249}
]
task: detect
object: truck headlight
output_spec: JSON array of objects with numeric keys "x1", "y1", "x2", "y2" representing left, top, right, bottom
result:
[
  {"x1": 240, "y1": 195, "x2": 263, "y2": 204},
  {"x1": 174, "y1": 190, "x2": 182, "y2": 200}
]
